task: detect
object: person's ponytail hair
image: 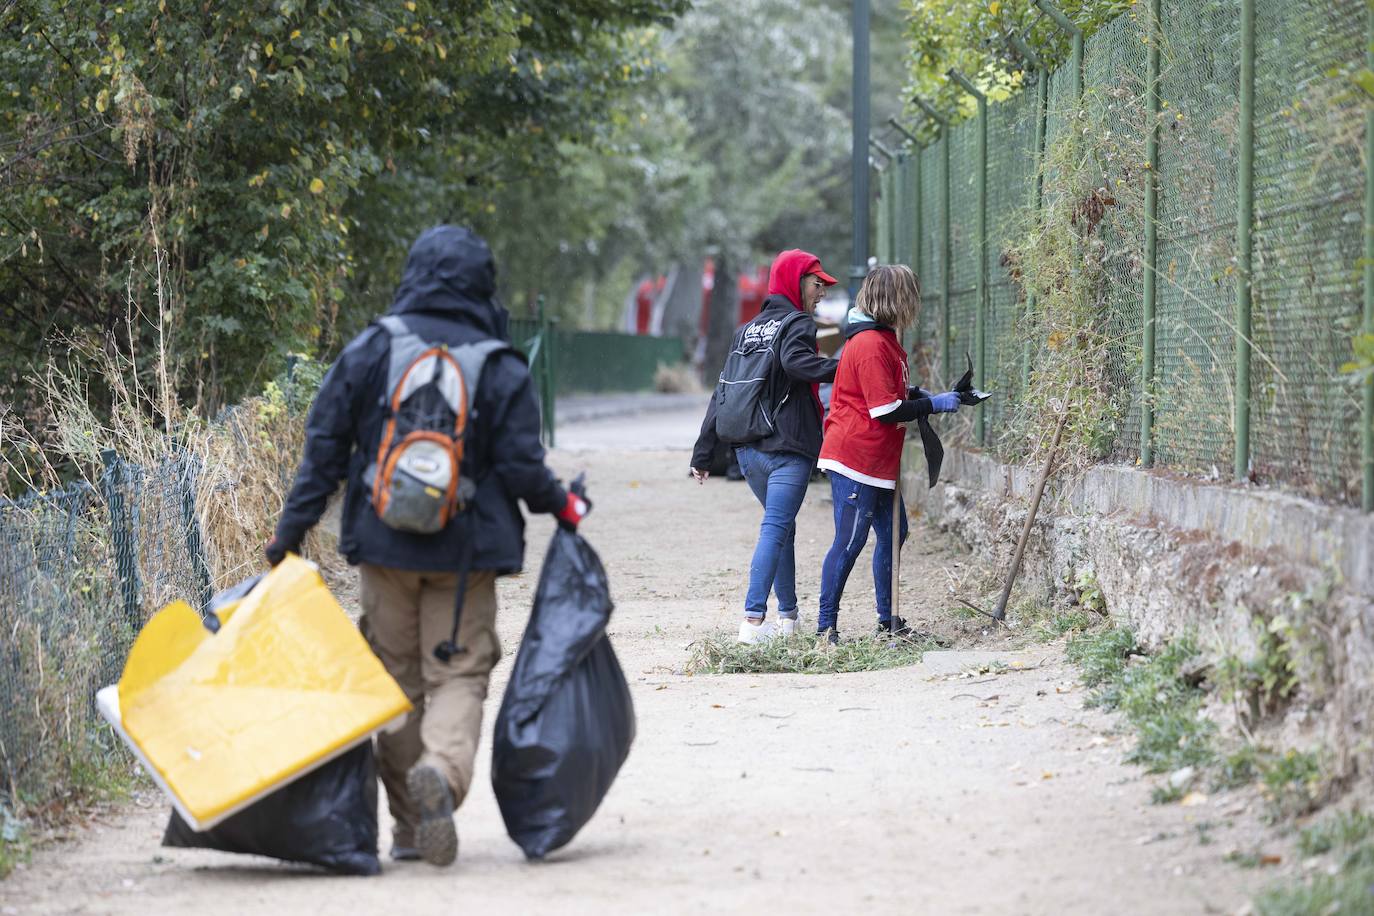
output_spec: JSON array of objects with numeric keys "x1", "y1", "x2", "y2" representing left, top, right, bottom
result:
[{"x1": 855, "y1": 264, "x2": 921, "y2": 330}]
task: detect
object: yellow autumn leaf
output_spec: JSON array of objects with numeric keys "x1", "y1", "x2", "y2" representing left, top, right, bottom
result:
[
  {"x1": 95, "y1": 89, "x2": 109, "y2": 112},
  {"x1": 989, "y1": 1, "x2": 1000, "y2": 13},
  {"x1": 280, "y1": 203, "x2": 292, "y2": 218},
  {"x1": 309, "y1": 178, "x2": 325, "y2": 194},
  {"x1": 405, "y1": 0, "x2": 416, "y2": 9},
  {"x1": 290, "y1": 29, "x2": 301, "y2": 39},
  {"x1": 265, "y1": 42, "x2": 274, "y2": 57}
]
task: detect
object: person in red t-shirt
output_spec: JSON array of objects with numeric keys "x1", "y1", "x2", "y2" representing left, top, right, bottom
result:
[{"x1": 815, "y1": 265, "x2": 961, "y2": 641}]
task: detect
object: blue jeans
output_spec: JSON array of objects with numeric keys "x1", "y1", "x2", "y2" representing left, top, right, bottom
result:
[
  {"x1": 817, "y1": 472, "x2": 909, "y2": 632},
  {"x1": 735, "y1": 446, "x2": 812, "y2": 621}
]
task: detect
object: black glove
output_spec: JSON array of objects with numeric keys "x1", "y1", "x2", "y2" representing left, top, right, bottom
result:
[{"x1": 264, "y1": 536, "x2": 297, "y2": 567}]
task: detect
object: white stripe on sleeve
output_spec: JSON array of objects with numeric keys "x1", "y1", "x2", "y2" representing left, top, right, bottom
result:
[{"x1": 868, "y1": 399, "x2": 902, "y2": 419}]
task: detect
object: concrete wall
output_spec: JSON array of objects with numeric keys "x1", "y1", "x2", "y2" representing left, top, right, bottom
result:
[{"x1": 902, "y1": 442, "x2": 1374, "y2": 782}]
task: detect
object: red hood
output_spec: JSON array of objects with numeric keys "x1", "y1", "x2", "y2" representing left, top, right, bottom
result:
[{"x1": 767, "y1": 249, "x2": 825, "y2": 309}]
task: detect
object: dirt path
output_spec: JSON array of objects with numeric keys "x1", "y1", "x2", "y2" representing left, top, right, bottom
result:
[{"x1": 2, "y1": 406, "x2": 1276, "y2": 915}]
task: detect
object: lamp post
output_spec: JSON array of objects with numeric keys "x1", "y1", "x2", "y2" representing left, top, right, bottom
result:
[{"x1": 851, "y1": 0, "x2": 871, "y2": 295}]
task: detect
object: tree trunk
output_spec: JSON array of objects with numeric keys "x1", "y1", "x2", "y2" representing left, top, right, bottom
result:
[{"x1": 703, "y1": 252, "x2": 737, "y2": 386}]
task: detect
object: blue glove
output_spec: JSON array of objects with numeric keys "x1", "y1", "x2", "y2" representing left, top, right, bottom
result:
[{"x1": 929, "y1": 391, "x2": 961, "y2": 413}]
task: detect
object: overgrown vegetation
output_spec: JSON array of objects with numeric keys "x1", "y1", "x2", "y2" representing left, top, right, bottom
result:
[
  {"x1": 1068, "y1": 628, "x2": 1215, "y2": 773},
  {"x1": 0, "y1": 306, "x2": 339, "y2": 857},
  {"x1": 1065, "y1": 625, "x2": 1330, "y2": 818},
  {"x1": 685, "y1": 632, "x2": 936, "y2": 676},
  {"x1": 1256, "y1": 810, "x2": 1374, "y2": 915},
  {"x1": 901, "y1": 0, "x2": 1135, "y2": 125}
]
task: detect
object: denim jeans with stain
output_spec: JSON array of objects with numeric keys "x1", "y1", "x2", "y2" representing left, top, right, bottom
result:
[
  {"x1": 734, "y1": 446, "x2": 812, "y2": 621},
  {"x1": 816, "y1": 471, "x2": 909, "y2": 633}
]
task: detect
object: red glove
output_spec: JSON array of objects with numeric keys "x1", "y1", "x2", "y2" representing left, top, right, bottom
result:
[{"x1": 556, "y1": 491, "x2": 590, "y2": 532}]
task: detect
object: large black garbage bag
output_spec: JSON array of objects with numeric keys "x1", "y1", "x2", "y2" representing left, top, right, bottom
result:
[
  {"x1": 492, "y1": 528, "x2": 636, "y2": 860},
  {"x1": 162, "y1": 742, "x2": 381, "y2": 876}
]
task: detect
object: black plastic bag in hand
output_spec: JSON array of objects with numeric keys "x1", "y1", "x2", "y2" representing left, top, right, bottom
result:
[
  {"x1": 953, "y1": 351, "x2": 994, "y2": 405},
  {"x1": 162, "y1": 742, "x2": 380, "y2": 876},
  {"x1": 492, "y1": 528, "x2": 636, "y2": 860}
]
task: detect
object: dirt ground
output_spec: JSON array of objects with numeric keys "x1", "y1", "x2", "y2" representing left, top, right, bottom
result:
[{"x1": 1, "y1": 405, "x2": 1283, "y2": 915}]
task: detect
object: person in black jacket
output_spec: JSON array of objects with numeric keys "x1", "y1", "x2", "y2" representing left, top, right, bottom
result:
[
  {"x1": 268, "y1": 225, "x2": 587, "y2": 869},
  {"x1": 690, "y1": 249, "x2": 839, "y2": 644}
]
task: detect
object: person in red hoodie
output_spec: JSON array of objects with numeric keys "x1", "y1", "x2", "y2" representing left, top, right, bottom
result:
[
  {"x1": 815, "y1": 265, "x2": 961, "y2": 641},
  {"x1": 691, "y1": 249, "x2": 839, "y2": 644}
]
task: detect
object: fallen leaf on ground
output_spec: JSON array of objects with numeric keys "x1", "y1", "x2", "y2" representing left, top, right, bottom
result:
[{"x1": 1179, "y1": 791, "x2": 1209, "y2": 807}]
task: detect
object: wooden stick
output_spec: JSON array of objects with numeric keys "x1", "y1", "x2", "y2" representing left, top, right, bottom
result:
[
  {"x1": 993, "y1": 400, "x2": 1071, "y2": 621},
  {"x1": 890, "y1": 450, "x2": 902, "y2": 634}
]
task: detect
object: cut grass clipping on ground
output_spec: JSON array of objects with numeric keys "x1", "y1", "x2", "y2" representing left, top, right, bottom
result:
[{"x1": 686, "y1": 632, "x2": 936, "y2": 675}]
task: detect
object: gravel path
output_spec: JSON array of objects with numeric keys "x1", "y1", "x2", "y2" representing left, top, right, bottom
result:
[{"x1": 0, "y1": 407, "x2": 1274, "y2": 915}]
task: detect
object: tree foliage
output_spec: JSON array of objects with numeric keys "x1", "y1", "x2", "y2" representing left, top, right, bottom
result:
[
  {"x1": 0, "y1": 0, "x2": 687, "y2": 408},
  {"x1": 902, "y1": 0, "x2": 1134, "y2": 124}
]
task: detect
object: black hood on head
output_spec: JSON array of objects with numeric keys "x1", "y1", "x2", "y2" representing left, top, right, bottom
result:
[{"x1": 389, "y1": 225, "x2": 507, "y2": 338}]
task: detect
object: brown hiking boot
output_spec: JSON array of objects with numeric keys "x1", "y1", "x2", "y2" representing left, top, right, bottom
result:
[{"x1": 406, "y1": 764, "x2": 457, "y2": 867}]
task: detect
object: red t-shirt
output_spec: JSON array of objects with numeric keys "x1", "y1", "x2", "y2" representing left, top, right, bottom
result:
[{"x1": 817, "y1": 328, "x2": 908, "y2": 488}]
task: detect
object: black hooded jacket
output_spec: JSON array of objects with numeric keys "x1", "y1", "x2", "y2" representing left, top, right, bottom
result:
[
  {"x1": 273, "y1": 226, "x2": 566, "y2": 574},
  {"x1": 691, "y1": 295, "x2": 838, "y2": 467}
]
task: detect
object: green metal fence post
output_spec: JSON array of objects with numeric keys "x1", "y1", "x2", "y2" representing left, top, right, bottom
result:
[
  {"x1": 536, "y1": 294, "x2": 557, "y2": 449},
  {"x1": 1141, "y1": 0, "x2": 1162, "y2": 467},
  {"x1": 887, "y1": 116, "x2": 925, "y2": 275},
  {"x1": 1035, "y1": 0, "x2": 1083, "y2": 100},
  {"x1": 1008, "y1": 33, "x2": 1049, "y2": 395},
  {"x1": 100, "y1": 448, "x2": 141, "y2": 627},
  {"x1": 1235, "y1": 0, "x2": 1255, "y2": 481},
  {"x1": 541, "y1": 318, "x2": 552, "y2": 447},
  {"x1": 1365, "y1": 0, "x2": 1374, "y2": 511},
  {"x1": 948, "y1": 69, "x2": 989, "y2": 447},
  {"x1": 914, "y1": 96, "x2": 953, "y2": 386},
  {"x1": 888, "y1": 117, "x2": 927, "y2": 354}
]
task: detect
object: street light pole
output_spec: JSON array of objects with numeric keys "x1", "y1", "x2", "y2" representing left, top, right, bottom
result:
[{"x1": 851, "y1": 0, "x2": 871, "y2": 296}]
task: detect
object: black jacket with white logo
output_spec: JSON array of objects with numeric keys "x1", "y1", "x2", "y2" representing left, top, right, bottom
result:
[{"x1": 692, "y1": 295, "x2": 838, "y2": 467}]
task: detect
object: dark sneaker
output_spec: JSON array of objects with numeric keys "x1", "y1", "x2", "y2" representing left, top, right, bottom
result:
[
  {"x1": 390, "y1": 845, "x2": 421, "y2": 862},
  {"x1": 878, "y1": 616, "x2": 912, "y2": 637},
  {"x1": 406, "y1": 764, "x2": 457, "y2": 867},
  {"x1": 817, "y1": 627, "x2": 840, "y2": 646}
]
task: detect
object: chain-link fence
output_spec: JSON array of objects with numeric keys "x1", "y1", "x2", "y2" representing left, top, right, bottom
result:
[
  {"x1": 879, "y1": 0, "x2": 1371, "y2": 508},
  {"x1": 0, "y1": 452, "x2": 211, "y2": 805}
]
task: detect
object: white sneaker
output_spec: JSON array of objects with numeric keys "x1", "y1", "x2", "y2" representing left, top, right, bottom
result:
[
  {"x1": 777, "y1": 617, "x2": 798, "y2": 637},
  {"x1": 737, "y1": 620, "x2": 776, "y2": 644}
]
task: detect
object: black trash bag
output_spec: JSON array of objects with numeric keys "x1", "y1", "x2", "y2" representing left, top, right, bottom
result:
[
  {"x1": 163, "y1": 742, "x2": 381, "y2": 876},
  {"x1": 953, "y1": 351, "x2": 994, "y2": 405},
  {"x1": 914, "y1": 352, "x2": 993, "y2": 489},
  {"x1": 492, "y1": 528, "x2": 635, "y2": 860}
]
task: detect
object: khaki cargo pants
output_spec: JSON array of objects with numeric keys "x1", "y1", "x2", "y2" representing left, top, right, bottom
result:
[{"x1": 358, "y1": 565, "x2": 501, "y2": 847}]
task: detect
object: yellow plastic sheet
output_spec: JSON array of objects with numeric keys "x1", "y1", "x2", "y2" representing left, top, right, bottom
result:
[{"x1": 110, "y1": 557, "x2": 411, "y2": 830}]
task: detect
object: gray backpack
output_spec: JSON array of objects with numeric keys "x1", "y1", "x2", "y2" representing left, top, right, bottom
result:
[
  {"x1": 713, "y1": 310, "x2": 807, "y2": 444},
  {"x1": 363, "y1": 316, "x2": 508, "y2": 534}
]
